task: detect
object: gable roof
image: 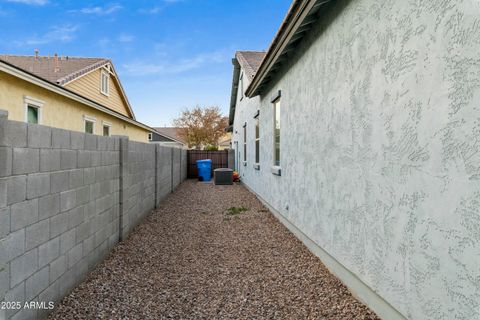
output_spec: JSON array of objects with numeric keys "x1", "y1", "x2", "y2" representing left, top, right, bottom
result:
[
  {"x1": 227, "y1": 51, "x2": 266, "y2": 129},
  {"x1": 245, "y1": 0, "x2": 332, "y2": 97},
  {"x1": 0, "y1": 58, "x2": 154, "y2": 133},
  {"x1": 0, "y1": 55, "x2": 108, "y2": 85},
  {"x1": 236, "y1": 51, "x2": 266, "y2": 80},
  {"x1": 153, "y1": 127, "x2": 187, "y2": 145},
  {"x1": 0, "y1": 54, "x2": 136, "y2": 119}
]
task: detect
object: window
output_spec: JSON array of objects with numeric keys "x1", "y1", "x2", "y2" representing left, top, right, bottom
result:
[
  {"x1": 27, "y1": 105, "x2": 39, "y2": 124},
  {"x1": 101, "y1": 70, "x2": 109, "y2": 96},
  {"x1": 24, "y1": 96, "x2": 44, "y2": 124},
  {"x1": 84, "y1": 115, "x2": 96, "y2": 134},
  {"x1": 243, "y1": 123, "x2": 247, "y2": 163},
  {"x1": 273, "y1": 96, "x2": 281, "y2": 167},
  {"x1": 103, "y1": 125, "x2": 109, "y2": 137},
  {"x1": 254, "y1": 111, "x2": 260, "y2": 166},
  {"x1": 239, "y1": 72, "x2": 244, "y2": 100},
  {"x1": 148, "y1": 133, "x2": 153, "y2": 141},
  {"x1": 85, "y1": 121, "x2": 94, "y2": 134},
  {"x1": 102, "y1": 121, "x2": 111, "y2": 137}
]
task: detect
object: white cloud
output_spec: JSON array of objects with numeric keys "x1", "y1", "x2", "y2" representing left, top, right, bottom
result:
[
  {"x1": 5, "y1": 0, "x2": 48, "y2": 5},
  {"x1": 123, "y1": 51, "x2": 227, "y2": 77},
  {"x1": 17, "y1": 25, "x2": 78, "y2": 45},
  {"x1": 77, "y1": 3, "x2": 122, "y2": 15},
  {"x1": 118, "y1": 33, "x2": 134, "y2": 43},
  {"x1": 139, "y1": 7, "x2": 162, "y2": 14},
  {"x1": 139, "y1": 0, "x2": 183, "y2": 14}
]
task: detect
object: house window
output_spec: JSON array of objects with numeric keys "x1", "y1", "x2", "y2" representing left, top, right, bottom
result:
[
  {"x1": 24, "y1": 96, "x2": 44, "y2": 124},
  {"x1": 254, "y1": 112, "x2": 260, "y2": 165},
  {"x1": 273, "y1": 96, "x2": 281, "y2": 167},
  {"x1": 102, "y1": 121, "x2": 111, "y2": 137},
  {"x1": 148, "y1": 133, "x2": 153, "y2": 141},
  {"x1": 243, "y1": 123, "x2": 247, "y2": 163},
  {"x1": 27, "y1": 105, "x2": 39, "y2": 124},
  {"x1": 101, "y1": 70, "x2": 109, "y2": 96},
  {"x1": 84, "y1": 115, "x2": 96, "y2": 134},
  {"x1": 239, "y1": 72, "x2": 244, "y2": 100}
]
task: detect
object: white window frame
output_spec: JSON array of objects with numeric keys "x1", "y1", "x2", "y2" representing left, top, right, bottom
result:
[
  {"x1": 271, "y1": 90, "x2": 281, "y2": 176},
  {"x1": 254, "y1": 110, "x2": 260, "y2": 170},
  {"x1": 24, "y1": 96, "x2": 44, "y2": 124},
  {"x1": 84, "y1": 115, "x2": 96, "y2": 134},
  {"x1": 100, "y1": 70, "x2": 110, "y2": 96},
  {"x1": 239, "y1": 72, "x2": 244, "y2": 100},
  {"x1": 148, "y1": 133, "x2": 153, "y2": 141},
  {"x1": 243, "y1": 122, "x2": 247, "y2": 165},
  {"x1": 102, "y1": 121, "x2": 112, "y2": 137}
]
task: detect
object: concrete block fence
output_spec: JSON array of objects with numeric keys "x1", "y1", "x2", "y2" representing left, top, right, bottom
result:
[{"x1": 0, "y1": 111, "x2": 186, "y2": 319}]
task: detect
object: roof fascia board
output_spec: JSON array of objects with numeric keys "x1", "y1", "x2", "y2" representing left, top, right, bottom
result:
[
  {"x1": 245, "y1": 0, "x2": 319, "y2": 97},
  {"x1": 60, "y1": 60, "x2": 109, "y2": 87},
  {"x1": 0, "y1": 60, "x2": 153, "y2": 133}
]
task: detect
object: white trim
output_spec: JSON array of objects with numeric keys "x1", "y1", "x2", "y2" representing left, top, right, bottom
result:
[
  {"x1": 84, "y1": 115, "x2": 96, "y2": 134},
  {"x1": 148, "y1": 133, "x2": 153, "y2": 141},
  {"x1": 102, "y1": 122, "x2": 111, "y2": 137},
  {"x1": 24, "y1": 95, "x2": 44, "y2": 124},
  {"x1": 0, "y1": 62, "x2": 151, "y2": 131},
  {"x1": 83, "y1": 115, "x2": 96, "y2": 123},
  {"x1": 271, "y1": 166, "x2": 281, "y2": 176},
  {"x1": 242, "y1": 182, "x2": 407, "y2": 320},
  {"x1": 100, "y1": 70, "x2": 110, "y2": 96}
]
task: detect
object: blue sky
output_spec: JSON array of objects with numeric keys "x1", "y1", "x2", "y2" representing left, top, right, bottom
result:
[{"x1": 0, "y1": 0, "x2": 291, "y2": 126}]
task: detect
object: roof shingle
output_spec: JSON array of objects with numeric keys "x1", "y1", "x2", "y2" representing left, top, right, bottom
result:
[
  {"x1": 235, "y1": 51, "x2": 266, "y2": 79},
  {"x1": 0, "y1": 55, "x2": 108, "y2": 85}
]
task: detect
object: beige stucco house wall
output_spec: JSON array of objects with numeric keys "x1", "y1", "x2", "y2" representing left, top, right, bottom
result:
[{"x1": 0, "y1": 56, "x2": 151, "y2": 142}]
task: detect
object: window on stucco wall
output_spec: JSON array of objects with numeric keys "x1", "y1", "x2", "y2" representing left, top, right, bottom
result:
[
  {"x1": 243, "y1": 123, "x2": 247, "y2": 163},
  {"x1": 273, "y1": 98, "x2": 281, "y2": 167},
  {"x1": 255, "y1": 115, "x2": 260, "y2": 164}
]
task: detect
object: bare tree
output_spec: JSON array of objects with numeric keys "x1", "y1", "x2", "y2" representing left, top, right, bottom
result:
[{"x1": 173, "y1": 106, "x2": 228, "y2": 149}]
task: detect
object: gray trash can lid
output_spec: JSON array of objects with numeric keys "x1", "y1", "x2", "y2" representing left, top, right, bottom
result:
[{"x1": 214, "y1": 168, "x2": 233, "y2": 172}]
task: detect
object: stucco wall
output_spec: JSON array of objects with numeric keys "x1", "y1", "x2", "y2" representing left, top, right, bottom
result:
[
  {"x1": 0, "y1": 72, "x2": 149, "y2": 142},
  {"x1": 232, "y1": 1, "x2": 480, "y2": 319}
]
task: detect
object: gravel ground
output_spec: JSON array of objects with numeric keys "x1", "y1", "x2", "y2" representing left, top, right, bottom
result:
[{"x1": 49, "y1": 180, "x2": 379, "y2": 320}]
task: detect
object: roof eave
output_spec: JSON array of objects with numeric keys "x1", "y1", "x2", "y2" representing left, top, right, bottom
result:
[
  {"x1": 228, "y1": 58, "x2": 241, "y2": 127},
  {"x1": 245, "y1": 0, "x2": 331, "y2": 98},
  {"x1": 0, "y1": 59, "x2": 154, "y2": 133}
]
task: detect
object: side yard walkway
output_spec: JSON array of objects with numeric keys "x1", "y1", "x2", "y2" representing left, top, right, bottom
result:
[{"x1": 49, "y1": 180, "x2": 378, "y2": 319}]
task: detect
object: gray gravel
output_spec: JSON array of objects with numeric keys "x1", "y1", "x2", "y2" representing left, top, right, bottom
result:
[{"x1": 49, "y1": 180, "x2": 379, "y2": 320}]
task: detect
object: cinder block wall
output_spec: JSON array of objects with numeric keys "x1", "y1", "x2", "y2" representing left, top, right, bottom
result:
[{"x1": 0, "y1": 111, "x2": 187, "y2": 320}]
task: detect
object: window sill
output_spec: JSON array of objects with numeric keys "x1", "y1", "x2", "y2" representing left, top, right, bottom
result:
[
  {"x1": 271, "y1": 166, "x2": 281, "y2": 176},
  {"x1": 253, "y1": 163, "x2": 260, "y2": 170}
]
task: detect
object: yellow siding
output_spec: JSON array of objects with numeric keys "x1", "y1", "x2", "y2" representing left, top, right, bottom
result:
[
  {"x1": 0, "y1": 71, "x2": 149, "y2": 142},
  {"x1": 64, "y1": 68, "x2": 132, "y2": 118}
]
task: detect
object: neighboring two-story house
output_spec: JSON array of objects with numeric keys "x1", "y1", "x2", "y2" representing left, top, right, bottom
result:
[{"x1": 0, "y1": 53, "x2": 152, "y2": 141}]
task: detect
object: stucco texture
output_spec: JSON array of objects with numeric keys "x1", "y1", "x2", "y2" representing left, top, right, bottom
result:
[
  {"x1": 0, "y1": 72, "x2": 149, "y2": 142},
  {"x1": 232, "y1": 1, "x2": 480, "y2": 319}
]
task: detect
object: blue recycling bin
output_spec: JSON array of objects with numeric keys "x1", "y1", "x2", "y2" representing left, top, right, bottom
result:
[{"x1": 196, "y1": 159, "x2": 212, "y2": 181}]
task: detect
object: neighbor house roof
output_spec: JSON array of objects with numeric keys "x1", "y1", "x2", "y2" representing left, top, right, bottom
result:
[
  {"x1": 245, "y1": 0, "x2": 332, "y2": 97},
  {"x1": 0, "y1": 55, "x2": 108, "y2": 85},
  {"x1": 153, "y1": 127, "x2": 187, "y2": 145},
  {"x1": 227, "y1": 51, "x2": 266, "y2": 129},
  {"x1": 0, "y1": 57, "x2": 153, "y2": 133},
  {"x1": 0, "y1": 54, "x2": 136, "y2": 119}
]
